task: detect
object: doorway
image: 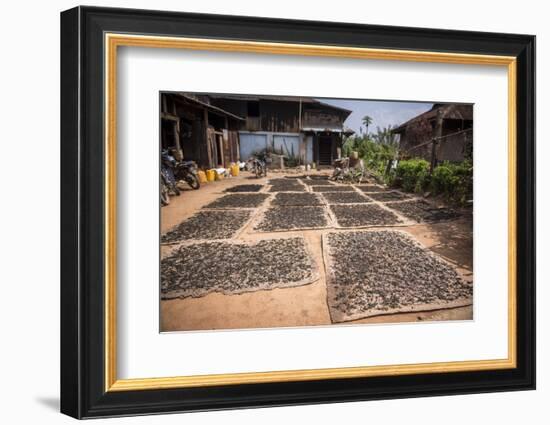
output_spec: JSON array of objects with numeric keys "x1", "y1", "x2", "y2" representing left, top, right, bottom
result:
[
  {"x1": 216, "y1": 134, "x2": 224, "y2": 167},
  {"x1": 318, "y1": 135, "x2": 332, "y2": 165}
]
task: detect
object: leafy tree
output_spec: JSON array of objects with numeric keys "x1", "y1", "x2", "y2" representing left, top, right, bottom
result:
[
  {"x1": 342, "y1": 133, "x2": 397, "y2": 180},
  {"x1": 362, "y1": 115, "x2": 373, "y2": 135},
  {"x1": 372, "y1": 125, "x2": 398, "y2": 147}
]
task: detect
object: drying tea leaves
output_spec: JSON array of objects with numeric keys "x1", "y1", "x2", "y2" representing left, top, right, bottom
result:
[
  {"x1": 300, "y1": 179, "x2": 334, "y2": 186},
  {"x1": 161, "y1": 210, "x2": 252, "y2": 243},
  {"x1": 325, "y1": 230, "x2": 472, "y2": 322},
  {"x1": 312, "y1": 185, "x2": 356, "y2": 192},
  {"x1": 272, "y1": 192, "x2": 323, "y2": 206},
  {"x1": 268, "y1": 179, "x2": 306, "y2": 192},
  {"x1": 322, "y1": 192, "x2": 370, "y2": 204},
  {"x1": 161, "y1": 238, "x2": 318, "y2": 299},
  {"x1": 355, "y1": 184, "x2": 385, "y2": 193},
  {"x1": 386, "y1": 199, "x2": 460, "y2": 223},
  {"x1": 224, "y1": 184, "x2": 263, "y2": 193},
  {"x1": 255, "y1": 206, "x2": 329, "y2": 231},
  {"x1": 330, "y1": 204, "x2": 402, "y2": 227},
  {"x1": 367, "y1": 191, "x2": 411, "y2": 202},
  {"x1": 204, "y1": 193, "x2": 269, "y2": 209}
]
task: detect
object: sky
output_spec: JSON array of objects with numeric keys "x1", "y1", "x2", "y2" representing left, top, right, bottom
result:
[{"x1": 317, "y1": 98, "x2": 433, "y2": 135}]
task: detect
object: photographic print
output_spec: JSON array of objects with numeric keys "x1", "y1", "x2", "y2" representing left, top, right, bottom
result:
[
  {"x1": 61, "y1": 8, "x2": 535, "y2": 417},
  {"x1": 159, "y1": 92, "x2": 474, "y2": 332}
]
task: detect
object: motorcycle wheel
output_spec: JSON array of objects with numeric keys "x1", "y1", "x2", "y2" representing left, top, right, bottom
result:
[
  {"x1": 186, "y1": 175, "x2": 201, "y2": 190},
  {"x1": 160, "y1": 187, "x2": 170, "y2": 206}
]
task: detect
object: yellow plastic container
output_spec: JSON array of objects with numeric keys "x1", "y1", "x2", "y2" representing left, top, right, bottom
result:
[
  {"x1": 197, "y1": 170, "x2": 208, "y2": 184},
  {"x1": 230, "y1": 164, "x2": 240, "y2": 177},
  {"x1": 206, "y1": 169, "x2": 216, "y2": 182},
  {"x1": 216, "y1": 171, "x2": 225, "y2": 180}
]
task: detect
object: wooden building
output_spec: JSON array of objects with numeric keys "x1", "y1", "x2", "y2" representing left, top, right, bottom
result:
[
  {"x1": 210, "y1": 95, "x2": 353, "y2": 166},
  {"x1": 160, "y1": 93, "x2": 354, "y2": 169},
  {"x1": 161, "y1": 93, "x2": 244, "y2": 169},
  {"x1": 393, "y1": 104, "x2": 473, "y2": 162}
]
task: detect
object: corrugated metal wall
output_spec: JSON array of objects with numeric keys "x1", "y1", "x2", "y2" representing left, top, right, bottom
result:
[
  {"x1": 272, "y1": 135, "x2": 300, "y2": 159},
  {"x1": 239, "y1": 133, "x2": 268, "y2": 160}
]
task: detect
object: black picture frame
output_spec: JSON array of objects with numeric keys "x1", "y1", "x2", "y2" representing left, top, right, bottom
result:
[{"x1": 61, "y1": 6, "x2": 535, "y2": 419}]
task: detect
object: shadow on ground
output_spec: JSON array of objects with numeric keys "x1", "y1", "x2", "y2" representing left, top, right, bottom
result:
[
  {"x1": 35, "y1": 396, "x2": 59, "y2": 411},
  {"x1": 426, "y1": 214, "x2": 473, "y2": 270}
]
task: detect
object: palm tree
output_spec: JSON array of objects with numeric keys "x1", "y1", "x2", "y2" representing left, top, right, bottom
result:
[{"x1": 362, "y1": 115, "x2": 373, "y2": 135}]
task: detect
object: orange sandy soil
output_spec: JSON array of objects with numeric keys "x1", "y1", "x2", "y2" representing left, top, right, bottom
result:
[{"x1": 160, "y1": 172, "x2": 473, "y2": 332}]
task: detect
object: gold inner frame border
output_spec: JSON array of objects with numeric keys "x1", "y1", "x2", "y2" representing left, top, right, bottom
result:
[{"x1": 104, "y1": 33, "x2": 517, "y2": 392}]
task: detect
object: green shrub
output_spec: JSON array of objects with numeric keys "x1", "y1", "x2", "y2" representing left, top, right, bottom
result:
[
  {"x1": 393, "y1": 159, "x2": 430, "y2": 192},
  {"x1": 414, "y1": 166, "x2": 431, "y2": 193},
  {"x1": 431, "y1": 163, "x2": 456, "y2": 193},
  {"x1": 390, "y1": 159, "x2": 472, "y2": 205},
  {"x1": 431, "y1": 160, "x2": 473, "y2": 204}
]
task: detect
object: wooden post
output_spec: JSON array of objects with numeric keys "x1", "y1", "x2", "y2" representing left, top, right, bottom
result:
[
  {"x1": 298, "y1": 98, "x2": 302, "y2": 130},
  {"x1": 203, "y1": 108, "x2": 212, "y2": 168},
  {"x1": 161, "y1": 93, "x2": 168, "y2": 113},
  {"x1": 431, "y1": 109, "x2": 444, "y2": 173},
  {"x1": 313, "y1": 133, "x2": 319, "y2": 166},
  {"x1": 223, "y1": 116, "x2": 230, "y2": 164},
  {"x1": 173, "y1": 121, "x2": 182, "y2": 161},
  {"x1": 429, "y1": 138, "x2": 437, "y2": 174}
]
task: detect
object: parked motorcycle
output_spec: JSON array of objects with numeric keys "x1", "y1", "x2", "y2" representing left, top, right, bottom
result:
[
  {"x1": 161, "y1": 150, "x2": 181, "y2": 196},
  {"x1": 248, "y1": 152, "x2": 268, "y2": 178},
  {"x1": 160, "y1": 172, "x2": 171, "y2": 206},
  {"x1": 175, "y1": 160, "x2": 201, "y2": 190}
]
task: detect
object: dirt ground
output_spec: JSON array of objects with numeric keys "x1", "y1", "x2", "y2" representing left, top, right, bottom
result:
[{"x1": 160, "y1": 172, "x2": 473, "y2": 332}]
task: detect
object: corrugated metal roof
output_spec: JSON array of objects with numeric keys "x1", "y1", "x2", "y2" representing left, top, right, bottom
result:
[
  {"x1": 208, "y1": 94, "x2": 352, "y2": 115},
  {"x1": 301, "y1": 127, "x2": 355, "y2": 135},
  {"x1": 209, "y1": 94, "x2": 318, "y2": 103},
  {"x1": 171, "y1": 93, "x2": 246, "y2": 121},
  {"x1": 314, "y1": 100, "x2": 352, "y2": 115}
]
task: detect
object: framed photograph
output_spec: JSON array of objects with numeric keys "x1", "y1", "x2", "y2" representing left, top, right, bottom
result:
[{"x1": 60, "y1": 6, "x2": 535, "y2": 419}]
